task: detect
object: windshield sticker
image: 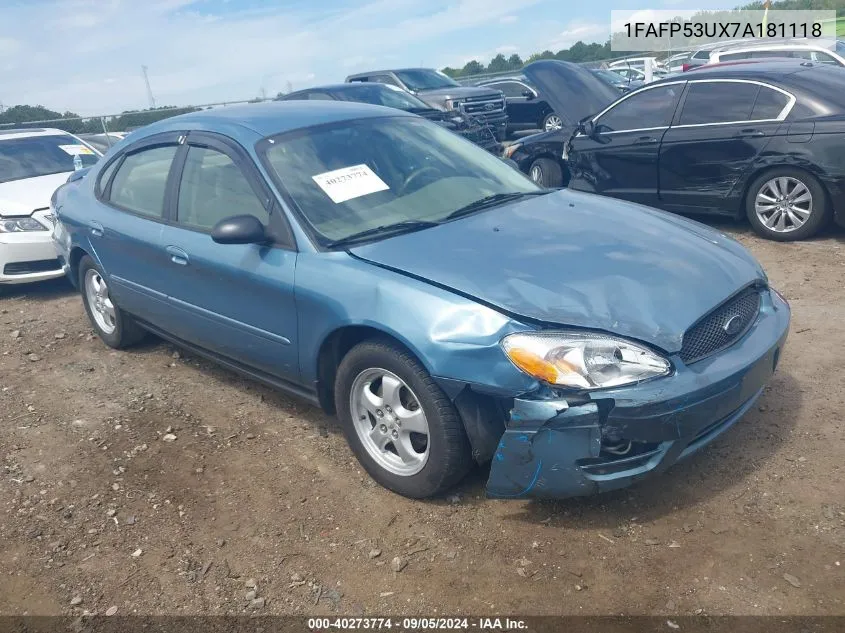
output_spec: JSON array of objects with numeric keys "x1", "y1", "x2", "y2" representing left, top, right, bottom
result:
[
  {"x1": 59, "y1": 145, "x2": 95, "y2": 156},
  {"x1": 312, "y1": 164, "x2": 389, "y2": 204}
]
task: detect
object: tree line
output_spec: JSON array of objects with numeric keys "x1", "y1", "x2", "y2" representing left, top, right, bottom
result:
[{"x1": 0, "y1": 104, "x2": 200, "y2": 134}]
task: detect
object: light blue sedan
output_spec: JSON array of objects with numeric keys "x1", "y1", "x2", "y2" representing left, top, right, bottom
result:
[{"x1": 52, "y1": 102, "x2": 790, "y2": 499}]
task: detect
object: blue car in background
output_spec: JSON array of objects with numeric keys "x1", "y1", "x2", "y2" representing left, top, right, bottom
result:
[{"x1": 51, "y1": 102, "x2": 790, "y2": 499}]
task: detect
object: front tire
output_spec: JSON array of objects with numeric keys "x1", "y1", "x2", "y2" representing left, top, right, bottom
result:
[
  {"x1": 334, "y1": 339, "x2": 472, "y2": 498},
  {"x1": 78, "y1": 255, "x2": 145, "y2": 349},
  {"x1": 745, "y1": 168, "x2": 829, "y2": 241},
  {"x1": 529, "y1": 157, "x2": 563, "y2": 188}
]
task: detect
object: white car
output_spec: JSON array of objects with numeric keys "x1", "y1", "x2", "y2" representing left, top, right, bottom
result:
[
  {"x1": 0, "y1": 128, "x2": 100, "y2": 286},
  {"x1": 709, "y1": 42, "x2": 845, "y2": 67},
  {"x1": 607, "y1": 56, "x2": 664, "y2": 71}
]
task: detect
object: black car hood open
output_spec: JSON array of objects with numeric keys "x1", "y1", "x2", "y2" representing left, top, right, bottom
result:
[{"x1": 523, "y1": 60, "x2": 620, "y2": 127}]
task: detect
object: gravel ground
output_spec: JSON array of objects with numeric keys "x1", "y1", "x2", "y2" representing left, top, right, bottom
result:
[{"x1": 0, "y1": 220, "x2": 843, "y2": 617}]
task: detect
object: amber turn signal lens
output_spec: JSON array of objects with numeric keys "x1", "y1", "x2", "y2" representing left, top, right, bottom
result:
[{"x1": 506, "y1": 348, "x2": 559, "y2": 384}]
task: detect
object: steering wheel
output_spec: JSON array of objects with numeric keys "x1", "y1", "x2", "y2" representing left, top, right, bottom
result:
[{"x1": 399, "y1": 166, "x2": 439, "y2": 195}]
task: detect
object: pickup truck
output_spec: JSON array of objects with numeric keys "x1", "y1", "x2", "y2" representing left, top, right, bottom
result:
[{"x1": 345, "y1": 68, "x2": 509, "y2": 141}]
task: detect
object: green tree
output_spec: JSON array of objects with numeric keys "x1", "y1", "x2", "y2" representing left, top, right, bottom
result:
[
  {"x1": 440, "y1": 66, "x2": 461, "y2": 78},
  {"x1": 526, "y1": 50, "x2": 555, "y2": 63},
  {"x1": 461, "y1": 60, "x2": 485, "y2": 76},
  {"x1": 507, "y1": 53, "x2": 523, "y2": 69},
  {"x1": 487, "y1": 53, "x2": 510, "y2": 73}
]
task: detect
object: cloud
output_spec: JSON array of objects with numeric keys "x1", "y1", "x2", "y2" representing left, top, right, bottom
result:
[
  {"x1": 1, "y1": 0, "x2": 544, "y2": 115},
  {"x1": 499, "y1": 15, "x2": 518, "y2": 24},
  {"x1": 545, "y1": 21, "x2": 608, "y2": 52}
]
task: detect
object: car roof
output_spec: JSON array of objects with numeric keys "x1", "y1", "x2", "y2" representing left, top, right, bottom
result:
[
  {"x1": 0, "y1": 127, "x2": 76, "y2": 140},
  {"x1": 714, "y1": 42, "x2": 836, "y2": 54},
  {"x1": 651, "y1": 60, "x2": 813, "y2": 82},
  {"x1": 346, "y1": 68, "x2": 432, "y2": 78},
  {"x1": 129, "y1": 101, "x2": 413, "y2": 141}
]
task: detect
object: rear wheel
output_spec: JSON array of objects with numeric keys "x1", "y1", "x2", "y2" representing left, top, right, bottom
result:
[
  {"x1": 542, "y1": 113, "x2": 563, "y2": 132},
  {"x1": 334, "y1": 339, "x2": 472, "y2": 498},
  {"x1": 529, "y1": 157, "x2": 563, "y2": 188},
  {"x1": 745, "y1": 169, "x2": 829, "y2": 241},
  {"x1": 78, "y1": 255, "x2": 145, "y2": 349}
]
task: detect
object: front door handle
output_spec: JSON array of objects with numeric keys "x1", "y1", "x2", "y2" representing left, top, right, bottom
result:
[
  {"x1": 634, "y1": 136, "x2": 659, "y2": 145},
  {"x1": 165, "y1": 245, "x2": 189, "y2": 266},
  {"x1": 89, "y1": 221, "x2": 104, "y2": 237}
]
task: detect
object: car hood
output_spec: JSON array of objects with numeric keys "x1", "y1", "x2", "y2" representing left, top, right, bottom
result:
[
  {"x1": 523, "y1": 60, "x2": 620, "y2": 127},
  {"x1": 0, "y1": 172, "x2": 72, "y2": 215},
  {"x1": 350, "y1": 190, "x2": 766, "y2": 353}
]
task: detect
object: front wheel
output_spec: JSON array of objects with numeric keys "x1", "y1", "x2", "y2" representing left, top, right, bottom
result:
[
  {"x1": 78, "y1": 255, "x2": 146, "y2": 349},
  {"x1": 745, "y1": 169, "x2": 829, "y2": 241},
  {"x1": 529, "y1": 157, "x2": 563, "y2": 188},
  {"x1": 334, "y1": 340, "x2": 472, "y2": 498}
]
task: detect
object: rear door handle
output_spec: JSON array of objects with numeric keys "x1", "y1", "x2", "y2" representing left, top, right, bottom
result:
[
  {"x1": 735, "y1": 128, "x2": 765, "y2": 138},
  {"x1": 165, "y1": 245, "x2": 189, "y2": 266},
  {"x1": 634, "y1": 136, "x2": 659, "y2": 145},
  {"x1": 89, "y1": 221, "x2": 104, "y2": 237}
]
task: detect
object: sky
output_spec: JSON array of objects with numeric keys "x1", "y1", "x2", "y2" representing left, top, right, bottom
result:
[{"x1": 0, "y1": 0, "x2": 736, "y2": 116}]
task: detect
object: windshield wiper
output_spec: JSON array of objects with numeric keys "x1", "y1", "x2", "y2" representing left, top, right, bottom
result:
[
  {"x1": 324, "y1": 219, "x2": 440, "y2": 249},
  {"x1": 443, "y1": 191, "x2": 551, "y2": 221}
]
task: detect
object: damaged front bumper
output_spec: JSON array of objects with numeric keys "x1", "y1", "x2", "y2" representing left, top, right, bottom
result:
[{"x1": 487, "y1": 290, "x2": 790, "y2": 499}]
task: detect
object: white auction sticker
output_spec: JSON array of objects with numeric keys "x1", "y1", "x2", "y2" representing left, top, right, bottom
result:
[
  {"x1": 312, "y1": 164, "x2": 389, "y2": 204},
  {"x1": 59, "y1": 145, "x2": 95, "y2": 156}
]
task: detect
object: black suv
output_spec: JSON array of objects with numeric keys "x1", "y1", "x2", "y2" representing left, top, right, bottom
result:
[{"x1": 345, "y1": 68, "x2": 508, "y2": 141}]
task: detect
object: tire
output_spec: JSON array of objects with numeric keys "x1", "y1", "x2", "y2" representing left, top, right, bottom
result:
[
  {"x1": 334, "y1": 339, "x2": 472, "y2": 498},
  {"x1": 529, "y1": 157, "x2": 563, "y2": 188},
  {"x1": 542, "y1": 112, "x2": 563, "y2": 132},
  {"x1": 745, "y1": 168, "x2": 830, "y2": 241},
  {"x1": 78, "y1": 255, "x2": 146, "y2": 349}
]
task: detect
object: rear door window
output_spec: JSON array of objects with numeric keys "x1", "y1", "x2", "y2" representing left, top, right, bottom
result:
[
  {"x1": 750, "y1": 86, "x2": 791, "y2": 120},
  {"x1": 677, "y1": 81, "x2": 760, "y2": 125},
  {"x1": 108, "y1": 145, "x2": 178, "y2": 218}
]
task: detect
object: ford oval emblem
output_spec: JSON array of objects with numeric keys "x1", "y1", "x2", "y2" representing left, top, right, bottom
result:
[
  {"x1": 484, "y1": 103, "x2": 495, "y2": 111},
  {"x1": 722, "y1": 314, "x2": 743, "y2": 337}
]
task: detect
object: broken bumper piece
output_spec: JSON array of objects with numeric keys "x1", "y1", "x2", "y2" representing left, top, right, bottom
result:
[{"x1": 487, "y1": 292, "x2": 789, "y2": 499}]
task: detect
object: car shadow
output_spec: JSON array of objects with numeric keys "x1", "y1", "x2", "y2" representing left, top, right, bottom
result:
[
  {"x1": 451, "y1": 371, "x2": 801, "y2": 524},
  {"x1": 0, "y1": 277, "x2": 75, "y2": 301}
]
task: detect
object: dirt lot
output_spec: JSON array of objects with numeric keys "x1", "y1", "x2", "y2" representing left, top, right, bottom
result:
[{"x1": 0, "y1": 221, "x2": 843, "y2": 618}]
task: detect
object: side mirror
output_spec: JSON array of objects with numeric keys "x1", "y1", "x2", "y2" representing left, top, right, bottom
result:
[
  {"x1": 521, "y1": 89, "x2": 535, "y2": 99},
  {"x1": 578, "y1": 119, "x2": 596, "y2": 137},
  {"x1": 211, "y1": 215, "x2": 267, "y2": 245}
]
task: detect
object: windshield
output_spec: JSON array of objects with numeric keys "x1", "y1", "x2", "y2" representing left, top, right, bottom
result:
[
  {"x1": 395, "y1": 69, "x2": 459, "y2": 91},
  {"x1": 260, "y1": 116, "x2": 538, "y2": 245},
  {"x1": 336, "y1": 85, "x2": 431, "y2": 111},
  {"x1": 0, "y1": 134, "x2": 99, "y2": 184}
]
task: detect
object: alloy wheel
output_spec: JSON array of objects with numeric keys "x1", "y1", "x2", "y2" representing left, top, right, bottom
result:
[
  {"x1": 544, "y1": 114, "x2": 563, "y2": 131},
  {"x1": 755, "y1": 176, "x2": 813, "y2": 233},
  {"x1": 84, "y1": 269, "x2": 117, "y2": 335},
  {"x1": 349, "y1": 368, "x2": 430, "y2": 477}
]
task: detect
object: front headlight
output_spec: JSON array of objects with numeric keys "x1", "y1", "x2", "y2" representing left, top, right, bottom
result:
[
  {"x1": 445, "y1": 98, "x2": 464, "y2": 111},
  {"x1": 503, "y1": 142, "x2": 522, "y2": 159},
  {"x1": 0, "y1": 217, "x2": 47, "y2": 233},
  {"x1": 501, "y1": 331, "x2": 671, "y2": 389}
]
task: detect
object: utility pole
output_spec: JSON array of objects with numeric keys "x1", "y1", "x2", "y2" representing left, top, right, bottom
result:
[{"x1": 141, "y1": 65, "x2": 156, "y2": 109}]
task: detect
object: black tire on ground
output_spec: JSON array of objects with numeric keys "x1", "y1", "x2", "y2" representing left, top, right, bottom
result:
[
  {"x1": 334, "y1": 339, "x2": 472, "y2": 499},
  {"x1": 529, "y1": 157, "x2": 563, "y2": 188},
  {"x1": 745, "y1": 168, "x2": 830, "y2": 242},
  {"x1": 78, "y1": 255, "x2": 146, "y2": 349}
]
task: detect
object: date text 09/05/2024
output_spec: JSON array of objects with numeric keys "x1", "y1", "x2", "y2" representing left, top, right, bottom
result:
[
  {"x1": 624, "y1": 21, "x2": 822, "y2": 39},
  {"x1": 307, "y1": 617, "x2": 528, "y2": 630}
]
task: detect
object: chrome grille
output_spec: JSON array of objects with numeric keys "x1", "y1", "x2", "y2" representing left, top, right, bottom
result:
[
  {"x1": 680, "y1": 288, "x2": 762, "y2": 364},
  {"x1": 460, "y1": 96, "x2": 506, "y2": 117}
]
